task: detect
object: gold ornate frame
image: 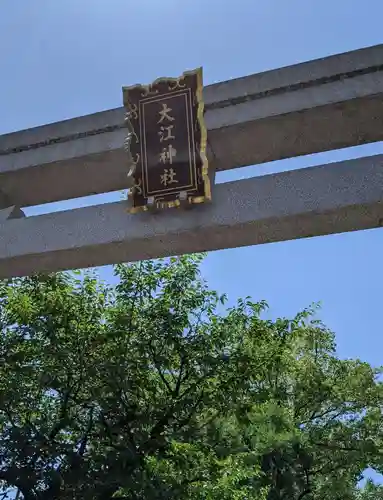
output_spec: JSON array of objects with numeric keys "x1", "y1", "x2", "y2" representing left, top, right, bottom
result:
[{"x1": 122, "y1": 68, "x2": 211, "y2": 213}]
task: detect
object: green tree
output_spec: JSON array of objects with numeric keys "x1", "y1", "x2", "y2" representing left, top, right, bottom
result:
[{"x1": 0, "y1": 255, "x2": 381, "y2": 499}]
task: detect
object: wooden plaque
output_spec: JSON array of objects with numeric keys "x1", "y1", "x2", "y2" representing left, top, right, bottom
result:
[{"x1": 122, "y1": 68, "x2": 211, "y2": 212}]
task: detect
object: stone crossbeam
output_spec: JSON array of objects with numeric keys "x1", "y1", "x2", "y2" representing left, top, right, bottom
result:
[
  {"x1": 1, "y1": 44, "x2": 383, "y2": 208},
  {"x1": 0, "y1": 154, "x2": 382, "y2": 278}
]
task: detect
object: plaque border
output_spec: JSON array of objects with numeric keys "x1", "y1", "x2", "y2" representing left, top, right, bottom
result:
[
  {"x1": 141, "y1": 89, "x2": 195, "y2": 196},
  {"x1": 122, "y1": 67, "x2": 211, "y2": 213}
]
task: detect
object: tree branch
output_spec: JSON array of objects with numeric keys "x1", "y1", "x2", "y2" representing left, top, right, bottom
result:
[
  {"x1": 49, "y1": 384, "x2": 72, "y2": 440},
  {"x1": 78, "y1": 407, "x2": 94, "y2": 457}
]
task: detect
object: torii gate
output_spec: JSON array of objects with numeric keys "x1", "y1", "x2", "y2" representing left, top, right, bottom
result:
[{"x1": 0, "y1": 44, "x2": 383, "y2": 278}]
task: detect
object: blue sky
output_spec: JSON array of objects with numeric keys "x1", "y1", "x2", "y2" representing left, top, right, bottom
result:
[
  {"x1": 1, "y1": 0, "x2": 383, "y2": 361},
  {"x1": 1, "y1": 0, "x2": 383, "y2": 404},
  {"x1": 1, "y1": 0, "x2": 383, "y2": 489},
  {"x1": 1, "y1": 0, "x2": 383, "y2": 364}
]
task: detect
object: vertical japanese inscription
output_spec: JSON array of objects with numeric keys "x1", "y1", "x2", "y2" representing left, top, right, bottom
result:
[{"x1": 122, "y1": 68, "x2": 210, "y2": 212}]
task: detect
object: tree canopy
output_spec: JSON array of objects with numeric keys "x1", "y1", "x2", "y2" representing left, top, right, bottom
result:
[{"x1": 0, "y1": 254, "x2": 381, "y2": 499}]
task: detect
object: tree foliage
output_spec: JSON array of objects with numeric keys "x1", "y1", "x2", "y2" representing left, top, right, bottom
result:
[{"x1": 0, "y1": 255, "x2": 381, "y2": 499}]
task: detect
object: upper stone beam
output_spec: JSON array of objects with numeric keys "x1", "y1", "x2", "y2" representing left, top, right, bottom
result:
[{"x1": 1, "y1": 44, "x2": 383, "y2": 207}]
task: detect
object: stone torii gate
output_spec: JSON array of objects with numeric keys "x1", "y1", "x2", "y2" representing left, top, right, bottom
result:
[{"x1": 1, "y1": 44, "x2": 383, "y2": 278}]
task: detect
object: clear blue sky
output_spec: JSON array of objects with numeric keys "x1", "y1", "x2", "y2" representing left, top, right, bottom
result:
[
  {"x1": 1, "y1": 0, "x2": 383, "y2": 489},
  {"x1": 1, "y1": 2, "x2": 383, "y2": 368}
]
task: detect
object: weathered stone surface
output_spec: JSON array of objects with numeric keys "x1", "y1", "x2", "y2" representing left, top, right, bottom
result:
[
  {"x1": 0, "y1": 206, "x2": 25, "y2": 222},
  {"x1": 1, "y1": 44, "x2": 383, "y2": 207},
  {"x1": 0, "y1": 155, "x2": 382, "y2": 278}
]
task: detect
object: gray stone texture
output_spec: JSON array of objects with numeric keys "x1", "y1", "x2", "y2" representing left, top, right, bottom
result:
[
  {"x1": 0, "y1": 155, "x2": 382, "y2": 278},
  {"x1": 1, "y1": 44, "x2": 383, "y2": 207}
]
